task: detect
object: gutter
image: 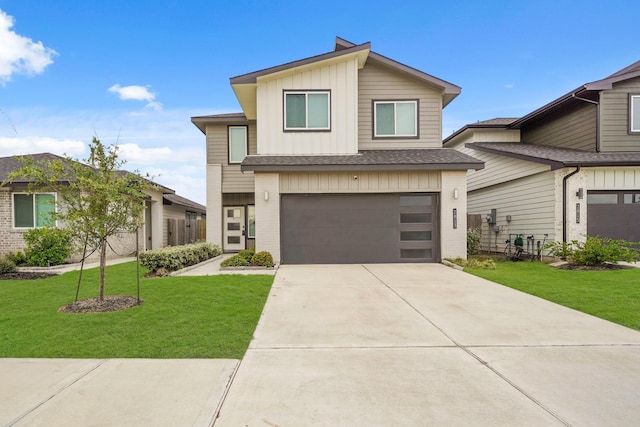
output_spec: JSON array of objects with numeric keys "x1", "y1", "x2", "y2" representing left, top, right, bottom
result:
[
  {"x1": 562, "y1": 166, "x2": 581, "y2": 242},
  {"x1": 572, "y1": 94, "x2": 601, "y2": 152}
]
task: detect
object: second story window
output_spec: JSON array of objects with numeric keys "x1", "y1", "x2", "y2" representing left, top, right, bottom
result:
[
  {"x1": 630, "y1": 94, "x2": 640, "y2": 133},
  {"x1": 373, "y1": 100, "x2": 418, "y2": 138},
  {"x1": 228, "y1": 126, "x2": 248, "y2": 164},
  {"x1": 284, "y1": 90, "x2": 330, "y2": 131}
]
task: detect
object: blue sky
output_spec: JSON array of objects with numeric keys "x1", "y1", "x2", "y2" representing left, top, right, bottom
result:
[{"x1": 0, "y1": 0, "x2": 638, "y2": 204}]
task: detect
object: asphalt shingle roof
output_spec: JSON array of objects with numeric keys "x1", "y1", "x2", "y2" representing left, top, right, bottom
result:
[
  {"x1": 467, "y1": 142, "x2": 640, "y2": 169},
  {"x1": 241, "y1": 149, "x2": 484, "y2": 172}
]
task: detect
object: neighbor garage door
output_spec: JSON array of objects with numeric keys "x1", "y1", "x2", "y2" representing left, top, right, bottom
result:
[
  {"x1": 587, "y1": 190, "x2": 640, "y2": 241},
  {"x1": 280, "y1": 193, "x2": 439, "y2": 264}
]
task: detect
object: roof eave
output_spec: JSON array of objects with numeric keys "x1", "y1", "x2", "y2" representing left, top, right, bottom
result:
[
  {"x1": 465, "y1": 143, "x2": 563, "y2": 170},
  {"x1": 241, "y1": 163, "x2": 483, "y2": 173}
]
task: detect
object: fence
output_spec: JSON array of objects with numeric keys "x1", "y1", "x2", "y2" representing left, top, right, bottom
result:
[{"x1": 167, "y1": 219, "x2": 206, "y2": 246}]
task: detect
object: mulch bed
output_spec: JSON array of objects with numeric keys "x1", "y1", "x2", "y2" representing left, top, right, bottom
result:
[
  {"x1": 59, "y1": 296, "x2": 143, "y2": 313},
  {"x1": 555, "y1": 263, "x2": 633, "y2": 271},
  {"x1": 0, "y1": 271, "x2": 58, "y2": 280}
]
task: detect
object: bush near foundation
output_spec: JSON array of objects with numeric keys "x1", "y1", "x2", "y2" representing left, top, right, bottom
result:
[
  {"x1": 221, "y1": 250, "x2": 275, "y2": 268},
  {"x1": 547, "y1": 237, "x2": 639, "y2": 266},
  {"x1": 0, "y1": 258, "x2": 17, "y2": 275},
  {"x1": 23, "y1": 227, "x2": 73, "y2": 267},
  {"x1": 139, "y1": 242, "x2": 222, "y2": 273}
]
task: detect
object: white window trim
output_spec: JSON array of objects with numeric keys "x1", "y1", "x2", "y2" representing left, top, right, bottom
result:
[
  {"x1": 12, "y1": 192, "x2": 58, "y2": 229},
  {"x1": 630, "y1": 94, "x2": 640, "y2": 133},
  {"x1": 283, "y1": 90, "x2": 331, "y2": 131},
  {"x1": 373, "y1": 100, "x2": 418, "y2": 138},
  {"x1": 228, "y1": 125, "x2": 248, "y2": 164}
]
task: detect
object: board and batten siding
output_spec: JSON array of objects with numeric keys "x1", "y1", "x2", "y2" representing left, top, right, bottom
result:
[
  {"x1": 521, "y1": 103, "x2": 596, "y2": 151},
  {"x1": 255, "y1": 57, "x2": 359, "y2": 155},
  {"x1": 358, "y1": 61, "x2": 443, "y2": 150},
  {"x1": 587, "y1": 167, "x2": 640, "y2": 189},
  {"x1": 600, "y1": 77, "x2": 640, "y2": 151},
  {"x1": 205, "y1": 123, "x2": 256, "y2": 193},
  {"x1": 279, "y1": 171, "x2": 441, "y2": 193},
  {"x1": 468, "y1": 171, "x2": 556, "y2": 252}
]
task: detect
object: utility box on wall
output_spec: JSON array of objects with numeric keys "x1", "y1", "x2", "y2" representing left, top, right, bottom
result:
[{"x1": 486, "y1": 208, "x2": 497, "y2": 224}]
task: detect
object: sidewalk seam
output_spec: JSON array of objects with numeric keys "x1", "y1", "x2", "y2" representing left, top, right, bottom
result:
[
  {"x1": 5, "y1": 359, "x2": 107, "y2": 427},
  {"x1": 361, "y1": 264, "x2": 573, "y2": 427}
]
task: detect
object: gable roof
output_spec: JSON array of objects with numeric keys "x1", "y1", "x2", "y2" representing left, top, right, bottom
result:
[
  {"x1": 510, "y1": 60, "x2": 640, "y2": 128},
  {"x1": 241, "y1": 149, "x2": 483, "y2": 172},
  {"x1": 334, "y1": 37, "x2": 461, "y2": 107},
  {"x1": 442, "y1": 118, "x2": 519, "y2": 145},
  {"x1": 163, "y1": 193, "x2": 206, "y2": 213},
  {"x1": 466, "y1": 142, "x2": 640, "y2": 169},
  {"x1": 191, "y1": 112, "x2": 248, "y2": 134}
]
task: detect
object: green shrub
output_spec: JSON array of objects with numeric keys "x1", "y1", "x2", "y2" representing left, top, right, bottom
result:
[
  {"x1": 22, "y1": 227, "x2": 73, "y2": 266},
  {"x1": 139, "y1": 242, "x2": 222, "y2": 272},
  {"x1": 570, "y1": 237, "x2": 639, "y2": 266},
  {"x1": 0, "y1": 258, "x2": 17, "y2": 274},
  {"x1": 239, "y1": 248, "x2": 256, "y2": 263},
  {"x1": 6, "y1": 251, "x2": 28, "y2": 266},
  {"x1": 446, "y1": 257, "x2": 496, "y2": 270},
  {"x1": 221, "y1": 254, "x2": 250, "y2": 267},
  {"x1": 467, "y1": 228, "x2": 481, "y2": 255},
  {"x1": 545, "y1": 241, "x2": 575, "y2": 259},
  {"x1": 251, "y1": 251, "x2": 274, "y2": 267},
  {"x1": 546, "y1": 237, "x2": 639, "y2": 266}
]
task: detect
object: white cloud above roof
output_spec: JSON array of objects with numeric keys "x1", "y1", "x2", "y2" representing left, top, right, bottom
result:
[
  {"x1": 0, "y1": 9, "x2": 57, "y2": 85},
  {"x1": 108, "y1": 84, "x2": 163, "y2": 111}
]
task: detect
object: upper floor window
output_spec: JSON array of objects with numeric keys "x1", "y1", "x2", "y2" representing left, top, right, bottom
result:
[
  {"x1": 284, "y1": 90, "x2": 330, "y2": 131},
  {"x1": 630, "y1": 94, "x2": 640, "y2": 133},
  {"x1": 373, "y1": 100, "x2": 418, "y2": 138},
  {"x1": 228, "y1": 126, "x2": 248, "y2": 164},
  {"x1": 13, "y1": 193, "x2": 56, "y2": 228}
]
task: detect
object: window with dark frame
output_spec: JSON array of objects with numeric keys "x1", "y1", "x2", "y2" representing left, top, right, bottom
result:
[
  {"x1": 373, "y1": 100, "x2": 418, "y2": 138},
  {"x1": 13, "y1": 193, "x2": 56, "y2": 228},
  {"x1": 284, "y1": 90, "x2": 330, "y2": 131}
]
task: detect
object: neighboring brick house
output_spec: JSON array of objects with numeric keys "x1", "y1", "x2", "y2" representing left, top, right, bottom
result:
[
  {"x1": 0, "y1": 153, "x2": 205, "y2": 260},
  {"x1": 192, "y1": 37, "x2": 483, "y2": 264},
  {"x1": 444, "y1": 61, "x2": 640, "y2": 252}
]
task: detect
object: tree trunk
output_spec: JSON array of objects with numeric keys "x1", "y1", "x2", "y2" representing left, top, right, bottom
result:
[{"x1": 99, "y1": 239, "x2": 107, "y2": 301}]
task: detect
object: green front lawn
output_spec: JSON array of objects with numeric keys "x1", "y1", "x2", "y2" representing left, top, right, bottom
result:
[
  {"x1": 0, "y1": 262, "x2": 273, "y2": 358},
  {"x1": 465, "y1": 260, "x2": 640, "y2": 330}
]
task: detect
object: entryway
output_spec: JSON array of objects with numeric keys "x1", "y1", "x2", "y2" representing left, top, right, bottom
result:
[{"x1": 223, "y1": 206, "x2": 245, "y2": 251}]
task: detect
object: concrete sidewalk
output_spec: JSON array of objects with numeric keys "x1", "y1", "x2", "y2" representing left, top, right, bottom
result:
[
  {"x1": 214, "y1": 263, "x2": 640, "y2": 426},
  {"x1": 1, "y1": 359, "x2": 238, "y2": 427}
]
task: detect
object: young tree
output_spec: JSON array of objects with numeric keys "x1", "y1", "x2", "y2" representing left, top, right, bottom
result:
[{"x1": 8, "y1": 137, "x2": 154, "y2": 301}]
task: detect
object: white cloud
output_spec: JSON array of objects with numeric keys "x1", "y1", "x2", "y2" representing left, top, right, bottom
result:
[
  {"x1": 0, "y1": 136, "x2": 85, "y2": 157},
  {"x1": 108, "y1": 84, "x2": 162, "y2": 111},
  {"x1": 504, "y1": 82, "x2": 515, "y2": 89},
  {"x1": 0, "y1": 9, "x2": 57, "y2": 85}
]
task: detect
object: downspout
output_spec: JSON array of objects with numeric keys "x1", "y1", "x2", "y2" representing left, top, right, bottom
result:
[
  {"x1": 562, "y1": 166, "x2": 581, "y2": 242},
  {"x1": 572, "y1": 93, "x2": 600, "y2": 152}
]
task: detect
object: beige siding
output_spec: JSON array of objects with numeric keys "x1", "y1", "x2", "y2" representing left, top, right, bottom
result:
[
  {"x1": 600, "y1": 77, "x2": 640, "y2": 151},
  {"x1": 440, "y1": 171, "x2": 468, "y2": 259},
  {"x1": 521, "y1": 103, "x2": 596, "y2": 151},
  {"x1": 358, "y1": 61, "x2": 443, "y2": 150},
  {"x1": 462, "y1": 147, "x2": 550, "y2": 191},
  {"x1": 256, "y1": 57, "x2": 359, "y2": 155},
  {"x1": 587, "y1": 167, "x2": 640, "y2": 189},
  {"x1": 468, "y1": 172, "x2": 557, "y2": 253},
  {"x1": 279, "y1": 171, "x2": 441, "y2": 193},
  {"x1": 254, "y1": 173, "x2": 281, "y2": 262},
  {"x1": 205, "y1": 123, "x2": 256, "y2": 193}
]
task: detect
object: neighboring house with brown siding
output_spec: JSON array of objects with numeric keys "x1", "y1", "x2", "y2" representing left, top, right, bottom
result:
[
  {"x1": 0, "y1": 153, "x2": 204, "y2": 260},
  {"x1": 444, "y1": 61, "x2": 640, "y2": 252},
  {"x1": 192, "y1": 37, "x2": 483, "y2": 264}
]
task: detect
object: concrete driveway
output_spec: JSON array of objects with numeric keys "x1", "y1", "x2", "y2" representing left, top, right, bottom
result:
[{"x1": 214, "y1": 263, "x2": 640, "y2": 426}]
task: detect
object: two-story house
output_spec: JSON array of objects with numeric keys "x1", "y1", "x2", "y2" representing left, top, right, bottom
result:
[
  {"x1": 192, "y1": 37, "x2": 483, "y2": 264},
  {"x1": 444, "y1": 61, "x2": 640, "y2": 252}
]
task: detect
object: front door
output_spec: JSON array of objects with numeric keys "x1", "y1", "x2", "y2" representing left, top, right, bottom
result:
[{"x1": 223, "y1": 206, "x2": 246, "y2": 251}]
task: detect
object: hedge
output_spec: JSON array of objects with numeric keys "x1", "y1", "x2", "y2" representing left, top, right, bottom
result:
[{"x1": 139, "y1": 242, "x2": 222, "y2": 272}]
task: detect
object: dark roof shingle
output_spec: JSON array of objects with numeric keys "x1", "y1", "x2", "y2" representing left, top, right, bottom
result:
[{"x1": 241, "y1": 149, "x2": 484, "y2": 172}]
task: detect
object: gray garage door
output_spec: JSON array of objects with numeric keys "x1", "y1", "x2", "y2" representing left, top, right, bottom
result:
[
  {"x1": 280, "y1": 193, "x2": 439, "y2": 264},
  {"x1": 587, "y1": 191, "x2": 640, "y2": 241}
]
